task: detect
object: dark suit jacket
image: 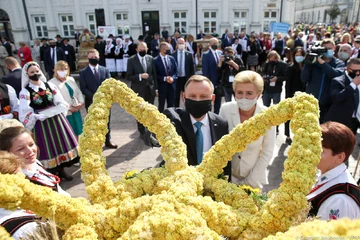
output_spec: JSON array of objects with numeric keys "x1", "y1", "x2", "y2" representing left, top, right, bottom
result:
[
  {"x1": 151, "y1": 39, "x2": 160, "y2": 57},
  {"x1": 154, "y1": 55, "x2": 177, "y2": 91},
  {"x1": 324, "y1": 74, "x2": 359, "y2": 128},
  {"x1": 1, "y1": 68, "x2": 22, "y2": 97},
  {"x1": 172, "y1": 50, "x2": 194, "y2": 81},
  {"x1": 44, "y1": 47, "x2": 65, "y2": 73},
  {"x1": 221, "y1": 37, "x2": 233, "y2": 49},
  {"x1": 3, "y1": 42, "x2": 12, "y2": 56},
  {"x1": 202, "y1": 50, "x2": 220, "y2": 87},
  {"x1": 171, "y1": 38, "x2": 178, "y2": 50},
  {"x1": 40, "y1": 44, "x2": 49, "y2": 62},
  {"x1": 126, "y1": 54, "x2": 157, "y2": 102},
  {"x1": 80, "y1": 65, "x2": 111, "y2": 108},
  {"x1": 163, "y1": 108, "x2": 231, "y2": 179},
  {"x1": 62, "y1": 44, "x2": 76, "y2": 71},
  {"x1": 94, "y1": 41, "x2": 106, "y2": 66}
]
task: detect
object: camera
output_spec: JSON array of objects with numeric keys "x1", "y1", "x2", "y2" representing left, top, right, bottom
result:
[
  {"x1": 304, "y1": 44, "x2": 328, "y2": 65},
  {"x1": 263, "y1": 75, "x2": 274, "y2": 81},
  {"x1": 224, "y1": 55, "x2": 234, "y2": 62}
]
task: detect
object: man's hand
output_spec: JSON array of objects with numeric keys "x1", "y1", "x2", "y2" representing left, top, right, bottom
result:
[
  {"x1": 141, "y1": 73, "x2": 149, "y2": 79},
  {"x1": 220, "y1": 55, "x2": 225, "y2": 62},
  {"x1": 317, "y1": 57, "x2": 325, "y2": 64},
  {"x1": 155, "y1": 90, "x2": 159, "y2": 97},
  {"x1": 166, "y1": 76, "x2": 174, "y2": 84},
  {"x1": 353, "y1": 75, "x2": 360, "y2": 86}
]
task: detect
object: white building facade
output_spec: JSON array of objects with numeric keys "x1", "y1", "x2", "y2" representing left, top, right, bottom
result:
[
  {"x1": 0, "y1": 0, "x2": 296, "y2": 45},
  {"x1": 294, "y1": 0, "x2": 359, "y2": 24}
]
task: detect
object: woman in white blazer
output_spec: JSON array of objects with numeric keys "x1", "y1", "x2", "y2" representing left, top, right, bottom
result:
[{"x1": 219, "y1": 71, "x2": 276, "y2": 189}]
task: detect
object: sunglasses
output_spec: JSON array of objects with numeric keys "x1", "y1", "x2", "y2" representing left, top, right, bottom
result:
[{"x1": 348, "y1": 68, "x2": 360, "y2": 74}]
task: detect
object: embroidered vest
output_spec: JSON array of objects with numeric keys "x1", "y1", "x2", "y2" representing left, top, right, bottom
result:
[
  {"x1": 0, "y1": 83, "x2": 10, "y2": 115},
  {"x1": 308, "y1": 183, "x2": 360, "y2": 217},
  {"x1": 1, "y1": 215, "x2": 37, "y2": 236},
  {"x1": 25, "y1": 82, "x2": 55, "y2": 110}
]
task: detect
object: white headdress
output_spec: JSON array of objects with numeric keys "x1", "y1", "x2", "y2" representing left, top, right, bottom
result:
[{"x1": 21, "y1": 61, "x2": 47, "y2": 88}]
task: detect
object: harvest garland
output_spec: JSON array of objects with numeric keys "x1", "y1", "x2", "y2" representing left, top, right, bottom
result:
[{"x1": 1, "y1": 78, "x2": 357, "y2": 239}]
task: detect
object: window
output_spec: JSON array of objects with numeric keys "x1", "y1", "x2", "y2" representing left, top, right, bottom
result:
[
  {"x1": 60, "y1": 14, "x2": 75, "y2": 37},
  {"x1": 203, "y1": 11, "x2": 217, "y2": 34},
  {"x1": 115, "y1": 13, "x2": 129, "y2": 35},
  {"x1": 33, "y1": 15, "x2": 48, "y2": 38},
  {"x1": 173, "y1": 11, "x2": 187, "y2": 33},
  {"x1": 233, "y1": 11, "x2": 248, "y2": 33},
  {"x1": 263, "y1": 10, "x2": 278, "y2": 32},
  {"x1": 87, "y1": 14, "x2": 97, "y2": 35}
]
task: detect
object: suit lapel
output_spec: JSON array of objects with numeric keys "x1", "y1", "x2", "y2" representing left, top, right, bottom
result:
[
  {"x1": 181, "y1": 111, "x2": 197, "y2": 164},
  {"x1": 230, "y1": 103, "x2": 241, "y2": 128},
  {"x1": 208, "y1": 112, "x2": 218, "y2": 145},
  {"x1": 145, "y1": 56, "x2": 151, "y2": 73}
]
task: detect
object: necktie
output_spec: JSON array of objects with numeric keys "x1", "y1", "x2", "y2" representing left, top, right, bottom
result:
[
  {"x1": 52, "y1": 48, "x2": 56, "y2": 65},
  {"x1": 141, "y1": 57, "x2": 146, "y2": 73},
  {"x1": 215, "y1": 52, "x2": 219, "y2": 64},
  {"x1": 94, "y1": 68, "x2": 99, "y2": 83},
  {"x1": 164, "y1": 57, "x2": 169, "y2": 76},
  {"x1": 194, "y1": 122, "x2": 203, "y2": 164},
  {"x1": 179, "y1": 51, "x2": 183, "y2": 77}
]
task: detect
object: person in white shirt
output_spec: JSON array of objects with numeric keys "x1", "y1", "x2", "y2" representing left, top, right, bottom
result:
[
  {"x1": 307, "y1": 121, "x2": 360, "y2": 220},
  {"x1": 351, "y1": 36, "x2": 360, "y2": 59},
  {"x1": 0, "y1": 83, "x2": 19, "y2": 120},
  {"x1": 219, "y1": 71, "x2": 276, "y2": 189}
]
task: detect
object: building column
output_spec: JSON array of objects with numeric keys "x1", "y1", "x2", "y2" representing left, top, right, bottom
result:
[
  {"x1": 282, "y1": 0, "x2": 296, "y2": 26},
  {"x1": 130, "y1": 0, "x2": 141, "y2": 38},
  {"x1": 219, "y1": 0, "x2": 231, "y2": 34},
  {"x1": 250, "y1": 0, "x2": 261, "y2": 33},
  {"x1": 189, "y1": 0, "x2": 198, "y2": 36},
  {"x1": 74, "y1": 0, "x2": 83, "y2": 30},
  {"x1": 45, "y1": 0, "x2": 58, "y2": 38},
  {"x1": 103, "y1": 0, "x2": 110, "y2": 26},
  {"x1": 161, "y1": 0, "x2": 170, "y2": 30}
]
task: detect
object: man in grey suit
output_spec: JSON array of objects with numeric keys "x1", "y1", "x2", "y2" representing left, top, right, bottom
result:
[
  {"x1": 80, "y1": 48, "x2": 117, "y2": 148},
  {"x1": 127, "y1": 42, "x2": 157, "y2": 136}
]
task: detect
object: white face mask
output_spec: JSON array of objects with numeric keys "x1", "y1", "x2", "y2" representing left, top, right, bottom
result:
[
  {"x1": 178, "y1": 44, "x2": 185, "y2": 50},
  {"x1": 236, "y1": 97, "x2": 258, "y2": 111},
  {"x1": 57, "y1": 70, "x2": 67, "y2": 78}
]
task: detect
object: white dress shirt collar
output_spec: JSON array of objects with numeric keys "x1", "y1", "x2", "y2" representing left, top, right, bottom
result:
[
  {"x1": 190, "y1": 112, "x2": 209, "y2": 127},
  {"x1": 317, "y1": 163, "x2": 346, "y2": 186}
]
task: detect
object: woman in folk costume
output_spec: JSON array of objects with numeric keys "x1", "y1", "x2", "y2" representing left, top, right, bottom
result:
[
  {"x1": 18, "y1": 61, "x2": 79, "y2": 180},
  {"x1": 104, "y1": 38, "x2": 116, "y2": 76},
  {"x1": 122, "y1": 35, "x2": 136, "y2": 78},
  {"x1": 114, "y1": 38, "x2": 125, "y2": 77}
]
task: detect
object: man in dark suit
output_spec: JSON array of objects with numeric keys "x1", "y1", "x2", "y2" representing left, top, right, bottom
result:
[
  {"x1": 196, "y1": 29, "x2": 205, "y2": 40},
  {"x1": 1, "y1": 36, "x2": 12, "y2": 57},
  {"x1": 161, "y1": 27, "x2": 169, "y2": 40},
  {"x1": 44, "y1": 39, "x2": 65, "y2": 78},
  {"x1": 39, "y1": 38, "x2": 49, "y2": 62},
  {"x1": 163, "y1": 75, "x2": 231, "y2": 180},
  {"x1": 324, "y1": 58, "x2": 360, "y2": 135},
  {"x1": 74, "y1": 30, "x2": 81, "y2": 49},
  {"x1": 151, "y1": 33, "x2": 160, "y2": 57},
  {"x1": 55, "y1": 35, "x2": 64, "y2": 48},
  {"x1": 221, "y1": 32, "x2": 233, "y2": 50},
  {"x1": 202, "y1": 37, "x2": 221, "y2": 114},
  {"x1": 171, "y1": 31, "x2": 180, "y2": 50},
  {"x1": 154, "y1": 42, "x2": 177, "y2": 113},
  {"x1": 172, "y1": 37, "x2": 194, "y2": 107},
  {"x1": 79, "y1": 49, "x2": 117, "y2": 149},
  {"x1": 62, "y1": 38, "x2": 76, "y2": 72},
  {"x1": 1, "y1": 57, "x2": 22, "y2": 97},
  {"x1": 127, "y1": 42, "x2": 158, "y2": 136},
  {"x1": 94, "y1": 36, "x2": 106, "y2": 67}
]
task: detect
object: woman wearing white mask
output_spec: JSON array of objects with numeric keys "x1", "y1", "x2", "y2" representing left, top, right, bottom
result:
[
  {"x1": 219, "y1": 70, "x2": 276, "y2": 189},
  {"x1": 49, "y1": 60, "x2": 84, "y2": 136}
]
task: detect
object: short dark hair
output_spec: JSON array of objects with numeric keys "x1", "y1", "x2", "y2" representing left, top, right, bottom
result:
[
  {"x1": 347, "y1": 58, "x2": 360, "y2": 67},
  {"x1": 2, "y1": 36, "x2": 9, "y2": 41},
  {"x1": 0, "y1": 127, "x2": 33, "y2": 152},
  {"x1": 321, "y1": 121, "x2": 355, "y2": 163}
]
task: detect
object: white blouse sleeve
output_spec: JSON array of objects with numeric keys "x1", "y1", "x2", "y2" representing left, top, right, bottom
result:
[
  {"x1": 0, "y1": 85, "x2": 19, "y2": 120},
  {"x1": 70, "y1": 78, "x2": 84, "y2": 104},
  {"x1": 317, "y1": 194, "x2": 360, "y2": 220},
  {"x1": 48, "y1": 82, "x2": 69, "y2": 115},
  {"x1": 19, "y1": 88, "x2": 38, "y2": 130}
]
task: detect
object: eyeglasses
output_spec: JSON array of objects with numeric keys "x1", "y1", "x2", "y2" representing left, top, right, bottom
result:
[{"x1": 348, "y1": 68, "x2": 360, "y2": 74}]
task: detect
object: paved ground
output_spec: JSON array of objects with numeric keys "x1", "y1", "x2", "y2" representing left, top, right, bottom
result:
[{"x1": 60, "y1": 77, "x2": 360, "y2": 197}]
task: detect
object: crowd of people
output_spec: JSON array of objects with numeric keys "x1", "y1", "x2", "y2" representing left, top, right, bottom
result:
[{"x1": 0, "y1": 23, "x2": 360, "y2": 237}]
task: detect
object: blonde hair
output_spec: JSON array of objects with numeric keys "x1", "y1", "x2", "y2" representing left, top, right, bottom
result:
[
  {"x1": 184, "y1": 75, "x2": 214, "y2": 93},
  {"x1": 0, "y1": 151, "x2": 21, "y2": 174},
  {"x1": 87, "y1": 49, "x2": 99, "y2": 56},
  {"x1": 54, "y1": 60, "x2": 70, "y2": 79},
  {"x1": 233, "y1": 70, "x2": 264, "y2": 94},
  {"x1": 0, "y1": 119, "x2": 24, "y2": 133},
  {"x1": 340, "y1": 33, "x2": 352, "y2": 43},
  {"x1": 267, "y1": 50, "x2": 281, "y2": 61}
]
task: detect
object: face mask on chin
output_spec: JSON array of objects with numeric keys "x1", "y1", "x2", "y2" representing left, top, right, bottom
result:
[{"x1": 184, "y1": 98, "x2": 212, "y2": 119}]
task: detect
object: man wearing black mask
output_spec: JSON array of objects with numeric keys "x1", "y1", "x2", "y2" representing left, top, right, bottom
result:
[
  {"x1": 162, "y1": 75, "x2": 231, "y2": 180},
  {"x1": 79, "y1": 49, "x2": 117, "y2": 149},
  {"x1": 127, "y1": 42, "x2": 157, "y2": 137},
  {"x1": 44, "y1": 39, "x2": 64, "y2": 78}
]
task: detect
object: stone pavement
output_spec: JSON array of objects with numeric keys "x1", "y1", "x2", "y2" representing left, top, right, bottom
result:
[{"x1": 60, "y1": 77, "x2": 360, "y2": 197}]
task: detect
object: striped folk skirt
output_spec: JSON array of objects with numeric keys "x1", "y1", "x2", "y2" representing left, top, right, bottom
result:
[{"x1": 33, "y1": 113, "x2": 79, "y2": 169}]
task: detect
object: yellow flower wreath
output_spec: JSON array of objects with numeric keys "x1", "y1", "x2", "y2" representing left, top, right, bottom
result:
[{"x1": 0, "y1": 78, "x2": 358, "y2": 239}]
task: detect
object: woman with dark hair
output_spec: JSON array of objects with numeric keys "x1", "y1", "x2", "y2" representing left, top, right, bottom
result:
[
  {"x1": 284, "y1": 47, "x2": 306, "y2": 144},
  {"x1": 307, "y1": 121, "x2": 360, "y2": 220},
  {"x1": 247, "y1": 35, "x2": 258, "y2": 71},
  {"x1": 0, "y1": 127, "x2": 70, "y2": 196}
]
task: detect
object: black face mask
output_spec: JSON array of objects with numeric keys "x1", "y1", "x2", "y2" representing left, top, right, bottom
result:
[
  {"x1": 29, "y1": 73, "x2": 42, "y2": 81},
  {"x1": 348, "y1": 71, "x2": 360, "y2": 79},
  {"x1": 89, "y1": 58, "x2": 99, "y2": 66},
  {"x1": 49, "y1": 44, "x2": 56, "y2": 48},
  {"x1": 139, "y1": 50, "x2": 146, "y2": 57},
  {"x1": 165, "y1": 50, "x2": 171, "y2": 55},
  {"x1": 185, "y1": 98, "x2": 212, "y2": 119},
  {"x1": 211, "y1": 44, "x2": 218, "y2": 50}
]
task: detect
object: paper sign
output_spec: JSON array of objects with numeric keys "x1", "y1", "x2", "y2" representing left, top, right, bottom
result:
[
  {"x1": 65, "y1": 51, "x2": 69, "y2": 55},
  {"x1": 229, "y1": 76, "x2": 234, "y2": 83},
  {"x1": 270, "y1": 81, "x2": 276, "y2": 87}
]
